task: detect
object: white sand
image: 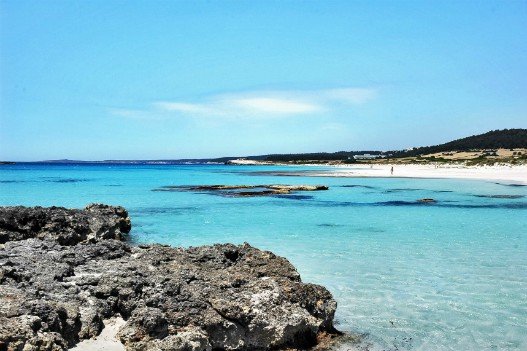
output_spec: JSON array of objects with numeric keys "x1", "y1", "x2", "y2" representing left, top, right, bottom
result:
[
  {"x1": 311, "y1": 164, "x2": 527, "y2": 184},
  {"x1": 229, "y1": 158, "x2": 272, "y2": 165},
  {"x1": 70, "y1": 317, "x2": 126, "y2": 351}
]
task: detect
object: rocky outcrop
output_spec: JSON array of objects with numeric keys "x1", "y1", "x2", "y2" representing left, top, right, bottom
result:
[
  {"x1": 0, "y1": 205, "x2": 339, "y2": 350},
  {"x1": 0, "y1": 204, "x2": 131, "y2": 245},
  {"x1": 416, "y1": 198, "x2": 436, "y2": 203},
  {"x1": 153, "y1": 184, "x2": 329, "y2": 197}
]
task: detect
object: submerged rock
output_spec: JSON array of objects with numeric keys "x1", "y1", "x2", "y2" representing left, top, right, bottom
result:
[
  {"x1": 0, "y1": 205, "x2": 339, "y2": 350},
  {"x1": 152, "y1": 184, "x2": 329, "y2": 197},
  {"x1": 473, "y1": 194, "x2": 525, "y2": 199},
  {"x1": 417, "y1": 198, "x2": 436, "y2": 203}
]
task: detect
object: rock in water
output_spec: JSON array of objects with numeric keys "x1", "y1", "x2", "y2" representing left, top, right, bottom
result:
[
  {"x1": 152, "y1": 184, "x2": 329, "y2": 198},
  {"x1": 0, "y1": 204, "x2": 339, "y2": 350},
  {"x1": 417, "y1": 198, "x2": 436, "y2": 203}
]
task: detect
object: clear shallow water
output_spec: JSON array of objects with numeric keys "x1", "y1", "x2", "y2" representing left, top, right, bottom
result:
[{"x1": 1, "y1": 164, "x2": 526, "y2": 351}]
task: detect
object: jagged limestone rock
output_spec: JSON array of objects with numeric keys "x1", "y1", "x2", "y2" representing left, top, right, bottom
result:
[{"x1": 0, "y1": 205, "x2": 339, "y2": 351}]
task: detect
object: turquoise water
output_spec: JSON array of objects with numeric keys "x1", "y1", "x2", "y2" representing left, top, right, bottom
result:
[{"x1": 1, "y1": 164, "x2": 526, "y2": 351}]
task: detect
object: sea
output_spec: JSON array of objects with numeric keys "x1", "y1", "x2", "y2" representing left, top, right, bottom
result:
[{"x1": 1, "y1": 163, "x2": 526, "y2": 351}]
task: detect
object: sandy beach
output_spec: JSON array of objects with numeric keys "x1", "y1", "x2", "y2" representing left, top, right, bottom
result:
[
  {"x1": 70, "y1": 317, "x2": 126, "y2": 351},
  {"x1": 294, "y1": 164, "x2": 527, "y2": 184}
]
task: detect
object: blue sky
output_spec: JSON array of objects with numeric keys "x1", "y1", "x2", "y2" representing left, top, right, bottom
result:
[{"x1": 1, "y1": 0, "x2": 526, "y2": 161}]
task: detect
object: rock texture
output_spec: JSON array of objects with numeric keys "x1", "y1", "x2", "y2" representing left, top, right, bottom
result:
[
  {"x1": 0, "y1": 204, "x2": 131, "y2": 245},
  {"x1": 0, "y1": 205, "x2": 339, "y2": 350},
  {"x1": 152, "y1": 184, "x2": 329, "y2": 197}
]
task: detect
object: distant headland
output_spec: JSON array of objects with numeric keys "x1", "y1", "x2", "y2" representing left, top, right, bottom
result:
[{"x1": 2, "y1": 129, "x2": 526, "y2": 166}]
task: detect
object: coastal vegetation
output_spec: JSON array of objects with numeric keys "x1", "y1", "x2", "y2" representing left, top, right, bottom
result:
[
  {"x1": 254, "y1": 152, "x2": 379, "y2": 163},
  {"x1": 244, "y1": 129, "x2": 527, "y2": 165},
  {"x1": 391, "y1": 129, "x2": 527, "y2": 158}
]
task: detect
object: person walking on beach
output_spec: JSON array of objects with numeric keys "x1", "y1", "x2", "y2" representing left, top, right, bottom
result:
[{"x1": 390, "y1": 166, "x2": 394, "y2": 175}]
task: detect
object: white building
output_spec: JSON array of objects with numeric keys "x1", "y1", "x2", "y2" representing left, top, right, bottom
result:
[{"x1": 353, "y1": 154, "x2": 385, "y2": 160}]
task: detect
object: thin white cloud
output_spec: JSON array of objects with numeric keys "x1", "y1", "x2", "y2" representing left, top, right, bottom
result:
[
  {"x1": 230, "y1": 97, "x2": 319, "y2": 114},
  {"x1": 153, "y1": 102, "x2": 213, "y2": 115},
  {"x1": 153, "y1": 93, "x2": 322, "y2": 118},
  {"x1": 112, "y1": 87, "x2": 377, "y2": 120}
]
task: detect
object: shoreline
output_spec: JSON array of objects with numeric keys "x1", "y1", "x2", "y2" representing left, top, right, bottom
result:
[
  {"x1": 229, "y1": 161, "x2": 527, "y2": 184},
  {"x1": 2, "y1": 160, "x2": 526, "y2": 184},
  {"x1": 301, "y1": 164, "x2": 527, "y2": 184}
]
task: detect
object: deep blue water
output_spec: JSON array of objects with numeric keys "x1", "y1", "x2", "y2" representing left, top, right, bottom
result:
[{"x1": 1, "y1": 164, "x2": 526, "y2": 351}]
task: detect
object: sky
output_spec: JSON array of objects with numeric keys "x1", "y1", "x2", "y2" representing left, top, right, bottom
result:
[{"x1": 1, "y1": 0, "x2": 526, "y2": 161}]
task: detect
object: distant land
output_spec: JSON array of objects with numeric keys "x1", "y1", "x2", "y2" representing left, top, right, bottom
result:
[
  {"x1": 392, "y1": 129, "x2": 527, "y2": 157},
  {"x1": 2, "y1": 129, "x2": 527, "y2": 165}
]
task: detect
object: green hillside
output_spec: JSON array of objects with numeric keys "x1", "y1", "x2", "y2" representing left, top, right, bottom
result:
[{"x1": 393, "y1": 129, "x2": 527, "y2": 157}]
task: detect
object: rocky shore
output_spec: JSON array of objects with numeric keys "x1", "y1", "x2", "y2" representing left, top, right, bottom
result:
[{"x1": 0, "y1": 204, "x2": 340, "y2": 350}]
